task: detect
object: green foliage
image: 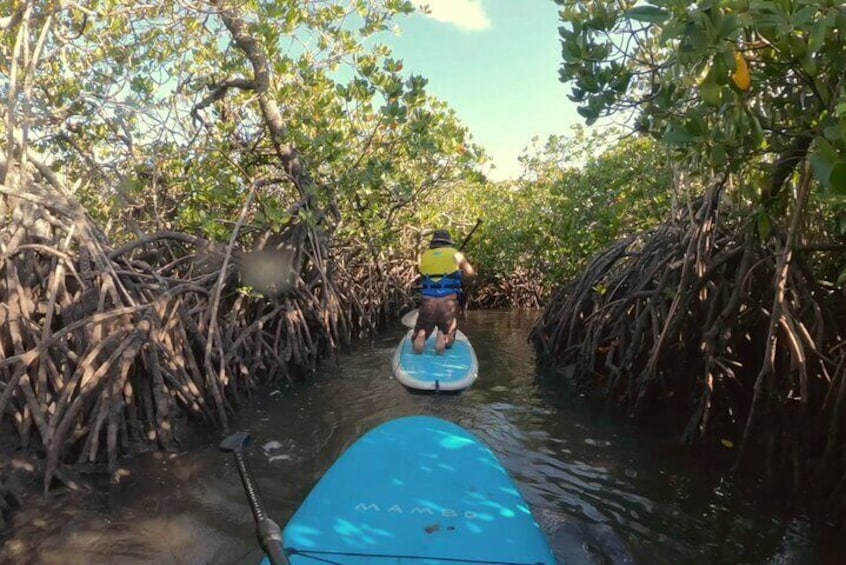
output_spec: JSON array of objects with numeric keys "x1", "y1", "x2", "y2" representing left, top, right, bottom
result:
[
  {"x1": 548, "y1": 131, "x2": 674, "y2": 280},
  {"x1": 2, "y1": 0, "x2": 689, "y2": 305},
  {"x1": 435, "y1": 127, "x2": 673, "y2": 289},
  {"x1": 555, "y1": 0, "x2": 846, "y2": 196},
  {"x1": 2, "y1": 0, "x2": 480, "y2": 249}
]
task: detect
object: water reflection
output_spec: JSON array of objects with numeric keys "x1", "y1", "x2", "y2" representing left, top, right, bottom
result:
[{"x1": 1, "y1": 310, "x2": 841, "y2": 564}]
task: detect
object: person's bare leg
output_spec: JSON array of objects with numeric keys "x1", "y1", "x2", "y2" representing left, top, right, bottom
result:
[
  {"x1": 435, "y1": 330, "x2": 445, "y2": 354},
  {"x1": 444, "y1": 318, "x2": 457, "y2": 349},
  {"x1": 413, "y1": 329, "x2": 427, "y2": 354}
]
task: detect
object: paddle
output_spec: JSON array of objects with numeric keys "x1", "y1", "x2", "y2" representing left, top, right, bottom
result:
[
  {"x1": 400, "y1": 309, "x2": 419, "y2": 328},
  {"x1": 401, "y1": 219, "x2": 482, "y2": 329},
  {"x1": 219, "y1": 432, "x2": 290, "y2": 565}
]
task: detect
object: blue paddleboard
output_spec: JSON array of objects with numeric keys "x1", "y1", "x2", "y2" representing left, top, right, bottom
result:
[
  {"x1": 391, "y1": 330, "x2": 478, "y2": 392},
  {"x1": 281, "y1": 415, "x2": 556, "y2": 564}
]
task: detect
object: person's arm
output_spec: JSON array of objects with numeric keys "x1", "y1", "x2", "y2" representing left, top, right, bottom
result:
[{"x1": 455, "y1": 251, "x2": 475, "y2": 277}]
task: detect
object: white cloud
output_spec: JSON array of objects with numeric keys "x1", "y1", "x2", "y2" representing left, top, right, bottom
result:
[{"x1": 416, "y1": 0, "x2": 491, "y2": 31}]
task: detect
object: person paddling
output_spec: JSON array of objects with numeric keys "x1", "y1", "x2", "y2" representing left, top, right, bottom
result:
[{"x1": 412, "y1": 229, "x2": 475, "y2": 354}]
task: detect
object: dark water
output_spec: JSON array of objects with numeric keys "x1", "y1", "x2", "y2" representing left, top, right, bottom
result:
[{"x1": 2, "y1": 310, "x2": 843, "y2": 564}]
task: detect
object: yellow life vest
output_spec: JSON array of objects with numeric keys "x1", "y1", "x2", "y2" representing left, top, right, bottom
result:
[
  {"x1": 419, "y1": 247, "x2": 459, "y2": 279},
  {"x1": 419, "y1": 247, "x2": 462, "y2": 297}
]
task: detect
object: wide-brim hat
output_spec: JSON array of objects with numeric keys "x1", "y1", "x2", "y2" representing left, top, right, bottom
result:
[{"x1": 430, "y1": 229, "x2": 454, "y2": 245}]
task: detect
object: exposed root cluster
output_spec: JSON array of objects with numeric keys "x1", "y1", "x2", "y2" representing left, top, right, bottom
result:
[
  {"x1": 1, "y1": 181, "x2": 344, "y2": 490},
  {"x1": 472, "y1": 268, "x2": 546, "y2": 309},
  {"x1": 330, "y1": 238, "x2": 419, "y2": 336},
  {"x1": 531, "y1": 181, "x2": 846, "y2": 514}
]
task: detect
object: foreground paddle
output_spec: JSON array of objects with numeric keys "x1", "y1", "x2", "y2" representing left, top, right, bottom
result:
[{"x1": 219, "y1": 432, "x2": 290, "y2": 565}]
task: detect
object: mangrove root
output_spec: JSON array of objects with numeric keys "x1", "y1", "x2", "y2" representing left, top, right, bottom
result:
[{"x1": 531, "y1": 180, "x2": 846, "y2": 517}]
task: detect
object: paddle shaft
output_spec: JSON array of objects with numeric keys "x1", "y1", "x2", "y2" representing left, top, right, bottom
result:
[
  {"x1": 456, "y1": 219, "x2": 480, "y2": 311},
  {"x1": 458, "y1": 218, "x2": 482, "y2": 252},
  {"x1": 222, "y1": 434, "x2": 289, "y2": 565}
]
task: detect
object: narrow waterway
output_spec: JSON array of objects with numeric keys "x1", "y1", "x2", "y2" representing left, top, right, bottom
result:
[{"x1": 1, "y1": 310, "x2": 842, "y2": 564}]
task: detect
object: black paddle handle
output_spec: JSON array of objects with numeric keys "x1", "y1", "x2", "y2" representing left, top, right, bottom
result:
[
  {"x1": 221, "y1": 433, "x2": 290, "y2": 565},
  {"x1": 458, "y1": 218, "x2": 482, "y2": 252}
]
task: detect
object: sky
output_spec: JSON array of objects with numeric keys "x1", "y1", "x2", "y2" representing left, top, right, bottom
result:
[{"x1": 380, "y1": 0, "x2": 585, "y2": 181}]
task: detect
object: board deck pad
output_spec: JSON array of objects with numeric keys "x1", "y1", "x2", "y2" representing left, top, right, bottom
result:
[
  {"x1": 391, "y1": 330, "x2": 478, "y2": 392},
  {"x1": 281, "y1": 415, "x2": 556, "y2": 564}
]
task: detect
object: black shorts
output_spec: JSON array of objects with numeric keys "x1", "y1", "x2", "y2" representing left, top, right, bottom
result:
[{"x1": 414, "y1": 295, "x2": 458, "y2": 338}]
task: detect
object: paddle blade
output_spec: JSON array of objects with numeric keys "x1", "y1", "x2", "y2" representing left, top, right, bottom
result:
[
  {"x1": 401, "y1": 309, "x2": 418, "y2": 328},
  {"x1": 219, "y1": 431, "x2": 251, "y2": 453}
]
